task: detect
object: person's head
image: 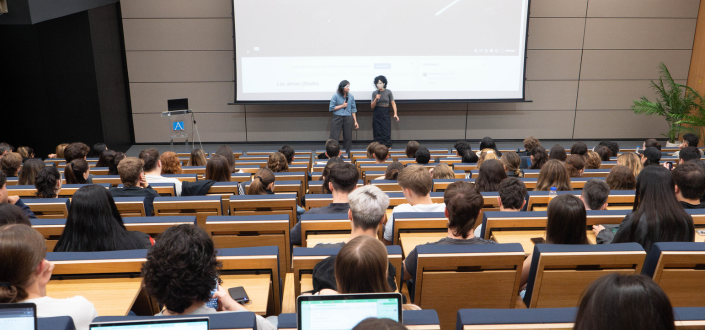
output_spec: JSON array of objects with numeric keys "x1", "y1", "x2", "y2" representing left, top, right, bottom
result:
[
  {"x1": 474, "y1": 159, "x2": 507, "y2": 192},
  {"x1": 500, "y1": 151, "x2": 523, "y2": 177},
  {"x1": 682, "y1": 133, "x2": 699, "y2": 148},
  {"x1": 398, "y1": 165, "x2": 433, "y2": 198},
  {"x1": 329, "y1": 163, "x2": 359, "y2": 194},
  {"x1": 96, "y1": 150, "x2": 116, "y2": 168},
  {"x1": 142, "y1": 224, "x2": 221, "y2": 314},
  {"x1": 498, "y1": 178, "x2": 527, "y2": 210},
  {"x1": 405, "y1": 141, "x2": 420, "y2": 158},
  {"x1": 581, "y1": 179, "x2": 610, "y2": 210},
  {"x1": 374, "y1": 75, "x2": 388, "y2": 90},
  {"x1": 348, "y1": 185, "x2": 390, "y2": 232},
  {"x1": 205, "y1": 154, "x2": 231, "y2": 182},
  {"x1": 462, "y1": 150, "x2": 479, "y2": 164},
  {"x1": 89, "y1": 143, "x2": 107, "y2": 158},
  {"x1": 598, "y1": 141, "x2": 620, "y2": 158},
  {"x1": 353, "y1": 318, "x2": 408, "y2": 330},
  {"x1": 373, "y1": 144, "x2": 389, "y2": 162},
  {"x1": 0, "y1": 204, "x2": 31, "y2": 226},
  {"x1": 605, "y1": 165, "x2": 636, "y2": 191},
  {"x1": 617, "y1": 153, "x2": 643, "y2": 178},
  {"x1": 644, "y1": 138, "x2": 662, "y2": 150},
  {"x1": 1, "y1": 152, "x2": 21, "y2": 177},
  {"x1": 596, "y1": 146, "x2": 612, "y2": 162},
  {"x1": 384, "y1": 161, "x2": 404, "y2": 180},
  {"x1": 479, "y1": 137, "x2": 500, "y2": 155},
  {"x1": 18, "y1": 159, "x2": 45, "y2": 185},
  {"x1": 641, "y1": 147, "x2": 661, "y2": 166},
  {"x1": 415, "y1": 148, "x2": 431, "y2": 164},
  {"x1": 321, "y1": 157, "x2": 344, "y2": 194},
  {"x1": 64, "y1": 142, "x2": 90, "y2": 163},
  {"x1": 338, "y1": 79, "x2": 351, "y2": 95},
  {"x1": 187, "y1": 149, "x2": 207, "y2": 166},
  {"x1": 584, "y1": 150, "x2": 602, "y2": 169},
  {"x1": 139, "y1": 148, "x2": 161, "y2": 173},
  {"x1": 0, "y1": 224, "x2": 47, "y2": 303},
  {"x1": 17, "y1": 146, "x2": 34, "y2": 159},
  {"x1": 672, "y1": 162, "x2": 705, "y2": 201},
  {"x1": 55, "y1": 143, "x2": 69, "y2": 159},
  {"x1": 536, "y1": 159, "x2": 572, "y2": 191},
  {"x1": 108, "y1": 152, "x2": 126, "y2": 176},
  {"x1": 443, "y1": 181, "x2": 483, "y2": 238},
  {"x1": 160, "y1": 151, "x2": 182, "y2": 174},
  {"x1": 366, "y1": 142, "x2": 381, "y2": 159},
  {"x1": 35, "y1": 166, "x2": 62, "y2": 198},
  {"x1": 117, "y1": 157, "x2": 144, "y2": 187},
  {"x1": 432, "y1": 163, "x2": 454, "y2": 179},
  {"x1": 570, "y1": 142, "x2": 588, "y2": 156},
  {"x1": 216, "y1": 145, "x2": 237, "y2": 172},
  {"x1": 523, "y1": 136, "x2": 540, "y2": 154},
  {"x1": 549, "y1": 145, "x2": 567, "y2": 161},
  {"x1": 267, "y1": 152, "x2": 289, "y2": 173},
  {"x1": 546, "y1": 194, "x2": 589, "y2": 245},
  {"x1": 64, "y1": 159, "x2": 90, "y2": 184},
  {"x1": 248, "y1": 168, "x2": 276, "y2": 195},
  {"x1": 477, "y1": 149, "x2": 499, "y2": 168},
  {"x1": 279, "y1": 145, "x2": 295, "y2": 165},
  {"x1": 54, "y1": 185, "x2": 144, "y2": 252},
  {"x1": 0, "y1": 172, "x2": 6, "y2": 203},
  {"x1": 325, "y1": 139, "x2": 341, "y2": 158},
  {"x1": 678, "y1": 146, "x2": 701, "y2": 163},
  {"x1": 529, "y1": 146, "x2": 548, "y2": 169},
  {"x1": 574, "y1": 273, "x2": 675, "y2": 330},
  {"x1": 564, "y1": 154, "x2": 585, "y2": 178},
  {"x1": 336, "y1": 235, "x2": 391, "y2": 294},
  {"x1": 455, "y1": 141, "x2": 472, "y2": 157}
]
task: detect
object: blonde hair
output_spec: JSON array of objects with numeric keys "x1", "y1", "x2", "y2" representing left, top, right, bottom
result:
[
  {"x1": 55, "y1": 143, "x2": 69, "y2": 159},
  {"x1": 536, "y1": 159, "x2": 572, "y2": 191},
  {"x1": 500, "y1": 151, "x2": 523, "y2": 178},
  {"x1": 398, "y1": 165, "x2": 433, "y2": 196},
  {"x1": 617, "y1": 153, "x2": 643, "y2": 178},
  {"x1": 584, "y1": 150, "x2": 602, "y2": 169},
  {"x1": 432, "y1": 163, "x2": 455, "y2": 179},
  {"x1": 187, "y1": 149, "x2": 207, "y2": 166},
  {"x1": 477, "y1": 148, "x2": 498, "y2": 169}
]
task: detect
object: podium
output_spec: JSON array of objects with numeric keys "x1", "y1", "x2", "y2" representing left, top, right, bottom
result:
[{"x1": 161, "y1": 110, "x2": 202, "y2": 151}]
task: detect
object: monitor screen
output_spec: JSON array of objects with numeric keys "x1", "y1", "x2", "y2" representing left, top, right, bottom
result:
[
  {"x1": 90, "y1": 318, "x2": 208, "y2": 330},
  {"x1": 0, "y1": 304, "x2": 36, "y2": 330},
  {"x1": 299, "y1": 296, "x2": 400, "y2": 330}
]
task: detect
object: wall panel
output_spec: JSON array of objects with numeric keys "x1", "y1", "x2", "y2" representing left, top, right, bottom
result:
[
  {"x1": 466, "y1": 111, "x2": 576, "y2": 139},
  {"x1": 583, "y1": 18, "x2": 697, "y2": 50},
  {"x1": 587, "y1": 0, "x2": 700, "y2": 18},
  {"x1": 123, "y1": 19, "x2": 233, "y2": 51},
  {"x1": 577, "y1": 80, "x2": 688, "y2": 110},
  {"x1": 125, "y1": 51, "x2": 233, "y2": 82},
  {"x1": 129, "y1": 82, "x2": 241, "y2": 114},
  {"x1": 121, "y1": 0, "x2": 233, "y2": 18},
  {"x1": 580, "y1": 50, "x2": 692, "y2": 80},
  {"x1": 573, "y1": 110, "x2": 670, "y2": 139}
]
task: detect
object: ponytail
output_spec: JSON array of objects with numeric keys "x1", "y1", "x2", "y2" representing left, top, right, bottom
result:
[
  {"x1": 515, "y1": 168, "x2": 523, "y2": 178},
  {"x1": 247, "y1": 169, "x2": 275, "y2": 195},
  {"x1": 65, "y1": 159, "x2": 89, "y2": 184},
  {"x1": 35, "y1": 167, "x2": 61, "y2": 198},
  {"x1": 386, "y1": 169, "x2": 401, "y2": 180}
]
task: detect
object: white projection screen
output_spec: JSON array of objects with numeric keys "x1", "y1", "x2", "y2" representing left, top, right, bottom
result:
[{"x1": 232, "y1": 0, "x2": 530, "y2": 103}]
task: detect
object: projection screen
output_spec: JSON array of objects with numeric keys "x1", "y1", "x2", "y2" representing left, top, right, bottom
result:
[{"x1": 233, "y1": 0, "x2": 530, "y2": 102}]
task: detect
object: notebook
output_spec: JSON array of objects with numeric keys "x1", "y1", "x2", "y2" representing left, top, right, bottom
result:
[
  {"x1": 0, "y1": 303, "x2": 36, "y2": 330},
  {"x1": 90, "y1": 317, "x2": 209, "y2": 330},
  {"x1": 297, "y1": 293, "x2": 402, "y2": 330}
]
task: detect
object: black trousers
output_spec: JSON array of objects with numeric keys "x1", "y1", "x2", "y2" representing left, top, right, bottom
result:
[
  {"x1": 329, "y1": 115, "x2": 353, "y2": 155},
  {"x1": 373, "y1": 106, "x2": 392, "y2": 147}
]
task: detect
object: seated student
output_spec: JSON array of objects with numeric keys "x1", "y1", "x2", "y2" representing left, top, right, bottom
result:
[
  {"x1": 317, "y1": 139, "x2": 342, "y2": 161},
  {"x1": 673, "y1": 132, "x2": 699, "y2": 158},
  {"x1": 598, "y1": 140, "x2": 620, "y2": 159},
  {"x1": 35, "y1": 166, "x2": 62, "y2": 198},
  {"x1": 473, "y1": 177, "x2": 527, "y2": 238},
  {"x1": 109, "y1": 157, "x2": 160, "y2": 216},
  {"x1": 574, "y1": 273, "x2": 674, "y2": 330},
  {"x1": 677, "y1": 146, "x2": 701, "y2": 165},
  {"x1": 373, "y1": 144, "x2": 389, "y2": 164},
  {"x1": 48, "y1": 143, "x2": 69, "y2": 159},
  {"x1": 454, "y1": 141, "x2": 470, "y2": 157},
  {"x1": 520, "y1": 136, "x2": 541, "y2": 156},
  {"x1": 529, "y1": 146, "x2": 548, "y2": 169},
  {"x1": 1, "y1": 152, "x2": 21, "y2": 177},
  {"x1": 247, "y1": 168, "x2": 276, "y2": 195},
  {"x1": 617, "y1": 152, "x2": 643, "y2": 178},
  {"x1": 415, "y1": 148, "x2": 431, "y2": 164},
  {"x1": 374, "y1": 161, "x2": 403, "y2": 181},
  {"x1": 640, "y1": 147, "x2": 661, "y2": 167},
  {"x1": 17, "y1": 146, "x2": 35, "y2": 162},
  {"x1": 643, "y1": 138, "x2": 662, "y2": 150},
  {"x1": 520, "y1": 194, "x2": 589, "y2": 286},
  {"x1": 141, "y1": 224, "x2": 276, "y2": 330},
  {"x1": 160, "y1": 151, "x2": 182, "y2": 174},
  {"x1": 535, "y1": 159, "x2": 572, "y2": 191},
  {"x1": 311, "y1": 186, "x2": 397, "y2": 293},
  {"x1": 584, "y1": 150, "x2": 602, "y2": 169},
  {"x1": 54, "y1": 185, "x2": 152, "y2": 252},
  {"x1": 605, "y1": 165, "x2": 636, "y2": 190},
  {"x1": 0, "y1": 225, "x2": 98, "y2": 330},
  {"x1": 96, "y1": 150, "x2": 116, "y2": 168},
  {"x1": 140, "y1": 148, "x2": 183, "y2": 196},
  {"x1": 108, "y1": 152, "x2": 126, "y2": 176},
  {"x1": 63, "y1": 142, "x2": 90, "y2": 164},
  {"x1": 205, "y1": 154, "x2": 231, "y2": 182},
  {"x1": 594, "y1": 166, "x2": 695, "y2": 251},
  {"x1": 431, "y1": 163, "x2": 454, "y2": 179},
  {"x1": 580, "y1": 179, "x2": 609, "y2": 210},
  {"x1": 318, "y1": 157, "x2": 344, "y2": 191},
  {"x1": 671, "y1": 162, "x2": 705, "y2": 208},
  {"x1": 570, "y1": 141, "x2": 588, "y2": 156},
  {"x1": 384, "y1": 166, "x2": 446, "y2": 244},
  {"x1": 88, "y1": 143, "x2": 107, "y2": 158},
  {"x1": 0, "y1": 172, "x2": 37, "y2": 219},
  {"x1": 216, "y1": 145, "x2": 241, "y2": 173},
  {"x1": 290, "y1": 163, "x2": 358, "y2": 246},
  {"x1": 366, "y1": 142, "x2": 382, "y2": 159},
  {"x1": 500, "y1": 151, "x2": 524, "y2": 178},
  {"x1": 187, "y1": 148, "x2": 208, "y2": 166},
  {"x1": 596, "y1": 146, "x2": 612, "y2": 162},
  {"x1": 405, "y1": 141, "x2": 420, "y2": 159},
  {"x1": 549, "y1": 145, "x2": 567, "y2": 161},
  {"x1": 354, "y1": 318, "x2": 407, "y2": 330},
  {"x1": 65, "y1": 159, "x2": 91, "y2": 184},
  {"x1": 477, "y1": 149, "x2": 499, "y2": 169},
  {"x1": 268, "y1": 152, "x2": 289, "y2": 172},
  {"x1": 479, "y1": 137, "x2": 502, "y2": 157},
  {"x1": 403, "y1": 181, "x2": 495, "y2": 294},
  {"x1": 279, "y1": 145, "x2": 295, "y2": 165},
  {"x1": 461, "y1": 149, "x2": 479, "y2": 164},
  {"x1": 564, "y1": 154, "x2": 585, "y2": 178},
  {"x1": 0, "y1": 204, "x2": 31, "y2": 226},
  {"x1": 18, "y1": 158, "x2": 45, "y2": 185},
  {"x1": 474, "y1": 159, "x2": 507, "y2": 192}
]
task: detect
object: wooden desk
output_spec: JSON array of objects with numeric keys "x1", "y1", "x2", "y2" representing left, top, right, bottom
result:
[
  {"x1": 399, "y1": 232, "x2": 447, "y2": 258},
  {"x1": 220, "y1": 274, "x2": 271, "y2": 316},
  {"x1": 45, "y1": 278, "x2": 143, "y2": 316},
  {"x1": 301, "y1": 274, "x2": 313, "y2": 293},
  {"x1": 695, "y1": 231, "x2": 705, "y2": 242},
  {"x1": 491, "y1": 230, "x2": 598, "y2": 255},
  {"x1": 305, "y1": 234, "x2": 348, "y2": 247}
]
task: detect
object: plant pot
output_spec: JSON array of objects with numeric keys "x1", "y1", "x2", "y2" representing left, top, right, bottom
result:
[{"x1": 665, "y1": 141, "x2": 680, "y2": 148}]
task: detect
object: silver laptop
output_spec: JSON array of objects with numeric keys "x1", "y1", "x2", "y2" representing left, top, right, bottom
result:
[
  {"x1": 0, "y1": 303, "x2": 36, "y2": 330},
  {"x1": 90, "y1": 317, "x2": 209, "y2": 330},
  {"x1": 297, "y1": 293, "x2": 403, "y2": 330}
]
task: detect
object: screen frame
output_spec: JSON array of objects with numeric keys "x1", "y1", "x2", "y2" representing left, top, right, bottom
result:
[
  {"x1": 230, "y1": 0, "x2": 532, "y2": 105},
  {"x1": 89, "y1": 317, "x2": 210, "y2": 329},
  {"x1": 0, "y1": 302, "x2": 37, "y2": 330},
  {"x1": 296, "y1": 292, "x2": 403, "y2": 330}
]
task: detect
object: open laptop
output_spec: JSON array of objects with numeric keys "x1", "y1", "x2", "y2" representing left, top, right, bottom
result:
[
  {"x1": 297, "y1": 293, "x2": 403, "y2": 330},
  {"x1": 167, "y1": 98, "x2": 189, "y2": 111},
  {"x1": 90, "y1": 317, "x2": 208, "y2": 330},
  {"x1": 0, "y1": 303, "x2": 37, "y2": 330}
]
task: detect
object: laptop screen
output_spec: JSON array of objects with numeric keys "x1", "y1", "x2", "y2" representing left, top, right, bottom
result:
[
  {"x1": 90, "y1": 318, "x2": 208, "y2": 330},
  {"x1": 0, "y1": 303, "x2": 36, "y2": 330},
  {"x1": 298, "y1": 293, "x2": 402, "y2": 330}
]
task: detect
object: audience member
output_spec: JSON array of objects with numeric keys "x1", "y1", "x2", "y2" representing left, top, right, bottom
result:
[
  {"x1": 472, "y1": 177, "x2": 529, "y2": 238},
  {"x1": 584, "y1": 150, "x2": 601, "y2": 169},
  {"x1": 95, "y1": 150, "x2": 116, "y2": 168},
  {"x1": 216, "y1": 145, "x2": 238, "y2": 172},
  {"x1": 596, "y1": 146, "x2": 612, "y2": 161},
  {"x1": 521, "y1": 136, "x2": 541, "y2": 156},
  {"x1": 366, "y1": 142, "x2": 382, "y2": 159},
  {"x1": 643, "y1": 138, "x2": 662, "y2": 150},
  {"x1": 205, "y1": 154, "x2": 232, "y2": 182},
  {"x1": 477, "y1": 148, "x2": 499, "y2": 168},
  {"x1": 108, "y1": 152, "x2": 126, "y2": 176},
  {"x1": 247, "y1": 168, "x2": 276, "y2": 195},
  {"x1": 160, "y1": 151, "x2": 182, "y2": 174},
  {"x1": 377, "y1": 161, "x2": 403, "y2": 180},
  {"x1": 405, "y1": 141, "x2": 420, "y2": 158},
  {"x1": 500, "y1": 151, "x2": 524, "y2": 178},
  {"x1": 35, "y1": 166, "x2": 62, "y2": 198},
  {"x1": 17, "y1": 146, "x2": 35, "y2": 161},
  {"x1": 353, "y1": 318, "x2": 408, "y2": 330},
  {"x1": 564, "y1": 154, "x2": 585, "y2": 178},
  {"x1": 109, "y1": 157, "x2": 160, "y2": 216},
  {"x1": 0, "y1": 172, "x2": 37, "y2": 219},
  {"x1": 0, "y1": 204, "x2": 31, "y2": 226},
  {"x1": 617, "y1": 153, "x2": 643, "y2": 178},
  {"x1": 415, "y1": 148, "x2": 431, "y2": 164},
  {"x1": 672, "y1": 162, "x2": 705, "y2": 208},
  {"x1": 0, "y1": 143, "x2": 12, "y2": 160},
  {"x1": 279, "y1": 145, "x2": 295, "y2": 165},
  {"x1": 187, "y1": 149, "x2": 208, "y2": 166},
  {"x1": 674, "y1": 133, "x2": 700, "y2": 159},
  {"x1": 64, "y1": 142, "x2": 89, "y2": 163},
  {"x1": 461, "y1": 150, "x2": 479, "y2": 164},
  {"x1": 479, "y1": 137, "x2": 502, "y2": 157},
  {"x1": 598, "y1": 140, "x2": 620, "y2": 158},
  {"x1": 641, "y1": 147, "x2": 661, "y2": 167},
  {"x1": 64, "y1": 159, "x2": 90, "y2": 184},
  {"x1": 50, "y1": 143, "x2": 69, "y2": 159},
  {"x1": 570, "y1": 142, "x2": 588, "y2": 156},
  {"x1": 678, "y1": 146, "x2": 701, "y2": 164},
  {"x1": 88, "y1": 143, "x2": 107, "y2": 158},
  {"x1": 325, "y1": 139, "x2": 342, "y2": 159},
  {"x1": 140, "y1": 148, "x2": 183, "y2": 196},
  {"x1": 454, "y1": 141, "x2": 471, "y2": 157},
  {"x1": 267, "y1": 152, "x2": 289, "y2": 172},
  {"x1": 580, "y1": 179, "x2": 609, "y2": 210},
  {"x1": 431, "y1": 163, "x2": 454, "y2": 179},
  {"x1": 605, "y1": 165, "x2": 636, "y2": 190},
  {"x1": 535, "y1": 159, "x2": 572, "y2": 191},
  {"x1": 373, "y1": 144, "x2": 389, "y2": 164},
  {"x1": 529, "y1": 146, "x2": 548, "y2": 169},
  {"x1": 18, "y1": 158, "x2": 45, "y2": 185},
  {"x1": 549, "y1": 145, "x2": 567, "y2": 161},
  {"x1": 474, "y1": 159, "x2": 507, "y2": 192},
  {"x1": 319, "y1": 157, "x2": 345, "y2": 192},
  {"x1": 1, "y1": 152, "x2": 21, "y2": 177}
]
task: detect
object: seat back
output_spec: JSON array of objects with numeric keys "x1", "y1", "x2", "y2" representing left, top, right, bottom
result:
[
  {"x1": 153, "y1": 196, "x2": 223, "y2": 228},
  {"x1": 113, "y1": 197, "x2": 147, "y2": 217},
  {"x1": 217, "y1": 246, "x2": 282, "y2": 315},
  {"x1": 23, "y1": 198, "x2": 70, "y2": 219},
  {"x1": 480, "y1": 210, "x2": 630, "y2": 240},
  {"x1": 91, "y1": 313, "x2": 256, "y2": 330},
  {"x1": 229, "y1": 194, "x2": 297, "y2": 228},
  {"x1": 456, "y1": 308, "x2": 577, "y2": 330},
  {"x1": 526, "y1": 190, "x2": 635, "y2": 211},
  {"x1": 243, "y1": 179, "x2": 303, "y2": 206},
  {"x1": 300, "y1": 213, "x2": 351, "y2": 248},
  {"x1": 674, "y1": 307, "x2": 705, "y2": 329},
  {"x1": 642, "y1": 242, "x2": 705, "y2": 307},
  {"x1": 391, "y1": 212, "x2": 447, "y2": 246}
]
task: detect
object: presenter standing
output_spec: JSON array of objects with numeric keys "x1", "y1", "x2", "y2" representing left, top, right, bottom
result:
[
  {"x1": 329, "y1": 80, "x2": 358, "y2": 157},
  {"x1": 370, "y1": 75, "x2": 399, "y2": 148}
]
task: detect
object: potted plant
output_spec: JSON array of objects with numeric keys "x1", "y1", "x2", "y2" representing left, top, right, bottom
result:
[{"x1": 631, "y1": 63, "x2": 705, "y2": 146}]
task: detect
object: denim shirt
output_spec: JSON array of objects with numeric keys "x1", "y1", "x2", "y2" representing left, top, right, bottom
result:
[{"x1": 329, "y1": 93, "x2": 357, "y2": 116}]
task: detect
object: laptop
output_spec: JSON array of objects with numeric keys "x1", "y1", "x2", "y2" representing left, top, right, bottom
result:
[
  {"x1": 297, "y1": 293, "x2": 403, "y2": 330},
  {"x1": 90, "y1": 317, "x2": 209, "y2": 330},
  {"x1": 0, "y1": 303, "x2": 37, "y2": 330},
  {"x1": 167, "y1": 98, "x2": 189, "y2": 111}
]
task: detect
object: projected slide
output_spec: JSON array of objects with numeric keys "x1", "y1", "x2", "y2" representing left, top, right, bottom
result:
[{"x1": 233, "y1": 0, "x2": 529, "y2": 102}]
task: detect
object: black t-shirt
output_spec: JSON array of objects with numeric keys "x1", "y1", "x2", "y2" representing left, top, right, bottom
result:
[
  {"x1": 311, "y1": 241, "x2": 397, "y2": 293},
  {"x1": 681, "y1": 200, "x2": 705, "y2": 209}
]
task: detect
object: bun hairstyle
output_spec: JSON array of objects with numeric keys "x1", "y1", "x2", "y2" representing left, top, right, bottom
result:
[
  {"x1": 35, "y1": 166, "x2": 61, "y2": 198},
  {"x1": 247, "y1": 168, "x2": 275, "y2": 195},
  {"x1": 64, "y1": 159, "x2": 89, "y2": 184},
  {"x1": 500, "y1": 151, "x2": 523, "y2": 178},
  {"x1": 384, "y1": 161, "x2": 404, "y2": 180},
  {"x1": 96, "y1": 150, "x2": 117, "y2": 168},
  {"x1": 109, "y1": 152, "x2": 126, "y2": 176},
  {"x1": 0, "y1": 224, "x2": 46, "y2": 303}
]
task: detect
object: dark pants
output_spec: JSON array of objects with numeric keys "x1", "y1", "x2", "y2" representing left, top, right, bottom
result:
[
  {"x1": 329, "y1": 115, "x2": 353, "y2": 155},
  {"x1": 373, "y1": 106, "x2": 391, "y2": 147}
]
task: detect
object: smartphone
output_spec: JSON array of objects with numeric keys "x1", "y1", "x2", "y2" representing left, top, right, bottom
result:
[
  {"x1": 667, "y1": 162, "x2": 673, "y2": 170},
  {"x1": 229, "y1": 286, "x2": 250, "y2": 304},
  {"x1": 205, "y1": 281, "x2": 219, "y2": 309},
  {"x1": 697, "y1": 230, "x2": 705, "y2": 236},
  {"x1": 530, "y1": 237, "x2": 545, "y2": 244}
]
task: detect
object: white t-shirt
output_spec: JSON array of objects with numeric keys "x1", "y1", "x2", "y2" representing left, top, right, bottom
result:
[
  {"x1": 145, "y1": 174, "x2": 183, "y2": 196},
  {"x1": 384, "y1": 203, "x2": 446, "y2": 241},
  {"x1": 23, "y1": 296, "x2": 98, "y2": 330}
]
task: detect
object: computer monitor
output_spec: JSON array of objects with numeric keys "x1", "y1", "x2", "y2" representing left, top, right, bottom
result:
[
  {"x1": 297, "y1": 293, "x2": 403, "y2": 330},
  {"x1": 0, "y1": 303, "x2": 37, "y2": 330},
  {"x1": 90, "y1": 317, "x2": 209, "y2": 330},
  {"x1": 167, "y1": 98, "x2": 189, "y2": 111}
]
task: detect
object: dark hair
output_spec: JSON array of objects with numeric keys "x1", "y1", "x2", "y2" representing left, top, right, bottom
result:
[
  {"x1": 329, "y1": 163, "x2": 359, "y2": 194},
  {"x1": 498, "y1": 178, "x2": 527, "y2": 210},
  {"x1": 321, "y1": 157, "x2": 344, "y2": 194},
  {"x1": 335, "y1": 235, "x2": 391, "y2": 294},
  {"x1": 644, "y1": 138, "x2": 662, "y2": 150},
  {"x1": 443, "y1": 181, "x2": 484, "y2": 238},
  {"x1": 337, "y1": 80, "x2": 350, "y2": 95},
  {"x1": 456, "y1": 141, "x2": 472, "y2": 157},
  {"x1": 462, "y1": 150, "x2": 479, "y2": 164},
  {"x1": 18, "y1": 159, "x2": 45, "y2": 185},
  {"x1": 605, "y1": 165, "x2": 636, "y2": 190},
  {"x1": 0, "y1": 143, "x2": 13, "y2": 156},
  {"x1": 672, "y1": 162, "x2": 705, "y2": 200},
  {"x1": 564, "y1": 154, "x2": 585, "y2": 178},
  {"x1": 89, "y1": 143, "x2": 107, "y2": 158},
  {"x1": 215, "y1": 146, "x2": 237, "y2": 173},
  {"x1": 17, "y1": 146, "x2": 34, "y2": 159},
  {"x1": 108, "y1": 152, "x2": 126, "y2": 175},
  {"x1": 0, "y1": 224, "x2": 46, "y2": 303},
  {"x1": 480, "y1": 137, "x2": 501, "y2": 157},
  {"x1": 546, "y1": 194, "x2": 589, "y2": 244},
  {"x1": 279, "y1": 145, "x2": 295, "y2": 164},
  {"x1": 205, "y1": 154, "x2": 231, "y2": 182},
  {"x1": 373, "y1": 75, "x2": 387, "y2": 89},
  {"x1": 530, "y1": 146, "x2": 548, "y2": 169},
  {"x1": 142, "y1": 225, "x2": 221, "y2": 314},
  {"x1": 581, "y1": 179, "x2": 610, "y2": 210},
  {"x1": 64, "y1": 159, "x2": 89, "y2": 184},
  {"x1": 598, "y1": 140, "x2": 620, "y2": 157},
  {"x1": 570, "y1": 142, "x2": 588, "y2": 156},
  {"x1": 679, "y1": 146, "x2": 701, "y2": 162},
  {"x1": 35, "y1": 166, "x2": 61, "y2": 198},
  {"x1": 549, "y1": 145, "x2": 567, "y2": 161},
  {"x1": 0, "y1": 172, "x2": 6, "y2": 189},
  {"x1": 373, "y1": 144, "x2": 389, "y2": 161},
  {"x1": 596, "y1": 146, "x2": 612, "y2": 161},
  {"x1": 415, "y1": 148, "x2": 431, "y2": 164},
  {"x1": 96, "y1": 150, "x2": 116, "y2": 168},
  {"x1": 248, "y1": 168, "x2": 275, "y2": 195},
  {"x1": 139, "y1": 148, "x2": 160, "y2": 172},
  {"x1": 1, "y1": 153, "x2": 21, "y2": 177},
  {"x1": 54, "y1": 185, "x2": 145, "y2": 252},
  {"x1": 584, "y1": 151, "x2": 602, "y2": 169},
  {"x1": 325, "y1": 139, "x2": 341, "y2": 158},
  {"x1": 64, "y1": 142, "x2": 89, "y2": 163},
  {"x1": 574, "y1": 273, "x2": 675, "y2": 330},
  {"x1": 267, "y1": 152, "x2": 289, "y2": 173},
  {"x1": 353, "y1": 318, "x2": 408, "y2": 330},
  {"x1": 523, "y1": 136, "x2": 541, "y2": 153},
  {"x1": 384, "y1": 161, "x2": 403, "y2": 180},
  {"x1": 535, "y1": 159, "x2": 572, "y2": 191},
  {"x1": 474, "y1": 159, "x2": 507, "y2": 192},
  {"x1": 0, "y1": 204, "x2": 31, "y2": 226},
  {"x1": 405, "y1": 141, "x2": 420, "y2": 158},
  {"x1": 683, "y1": 133, "x2": 699, "y2": 147}
]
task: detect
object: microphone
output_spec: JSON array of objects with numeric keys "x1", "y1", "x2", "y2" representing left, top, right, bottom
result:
[{"x1": 345, "y1": 96, "x2": 348, "y2": 104}]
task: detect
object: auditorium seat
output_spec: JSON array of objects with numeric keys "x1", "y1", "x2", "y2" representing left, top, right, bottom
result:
[
  {"x1": 453, "y1": 162, "x2": 477, "y2": 173},
  {"x1": 230, "y1": 172, "x2": 253, "y2": 183},
  {"x1": 236, "y1": 164, "x2": 262, "y2": 174},
  {"x1": 432, "y1": 178, "x2": 474, "y2": 192},
  {"x1": 277, "y1": 309, "x2": 440, "y2": 330},
  {"x1": 523, "y1": 169, "x2": 612, "y2": 178},
  {"x1": 206, "y1": 181, "x2": 241, "y2": 211},
  {"x1": 526, "y1": 190, "x2": 635, "y2": 211},
  {"x1": 390, "y1": 212, "x2": 447, "y2": 254},
  {"x1": 91, "y1": 175, "x2": 123, "y2": 187},
  {"x1": 153, "y1": 196, "x2": 223, "y2": 228},
  {"x1": 5, "y1": 176, "x2": 18, "y2": 186},
  {"x1": 307, "y1": 180, "x2": 363, "y2": 194},
  {"x1": 299, "y1": 213, "x2": 365, "y2": 247},
  {"x1": 369, "y1": 179, "x2": 403, "y2": 192},
  {"x1": 162, "y1": 173, "x2": 198, "y2": 182},
  {"x1": 23, "y1": 198, "x2": 70, "y2": 218},
  {"x1": 31, "y1": 218, "x2": 66, "y2": 251},
  {"x1": 122, "y1": 216, "x2": 197, "y2": 236},
  {"x1": 38, "y1": 316, "x2": 76, "y2": 330},
  {"x1": 6, "y1": 183, "x2": 108, "y2": 198},
  {"x1": 674, "y1": 307, "x2": 705, "y2": 329},
  {"x1": 113, "y1": 197, "x2": 147, "y2": 217},
  {"x1": 642, "y1": 242, "x2": 705, "y2": 307},
  {"x1": 93, "y1": 313, "x2": 256, "y2": 330},
  {"x1": 180, "y1": 166, "x2": 206, "y2": 176},
  {"x1": 229, "y1": 194, "x2": 297, "y2": 229},
  {"x1": 456, "y1": 307, "x2": 576, "y2": 330},
  {"x1": 118, "y1": 183, "x2": 175, "y2": 196}
]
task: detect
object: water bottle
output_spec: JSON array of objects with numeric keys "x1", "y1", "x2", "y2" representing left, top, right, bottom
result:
[{"x1": 549, "y1": 187, "x2": 557, "y2": 198}]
